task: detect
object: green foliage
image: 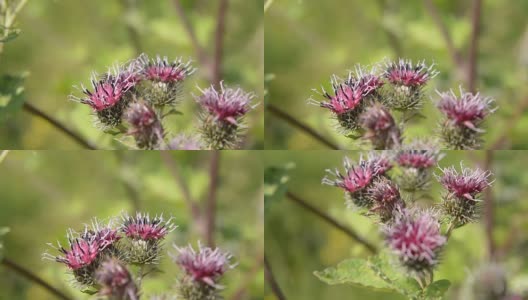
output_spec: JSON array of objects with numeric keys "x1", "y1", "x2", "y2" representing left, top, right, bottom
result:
[
  {"x1": 264, "y1": 163, "x2": 294, "y2": 210},
  {"x1": 0, "y1": 73, "x2": 26, "y2": 121},
  {"x1": 314, "y1": 252, "x2": 451, "y2": 299},
  {"x1": 0, "y1": 25, "x2": 20, "y2": 43}
]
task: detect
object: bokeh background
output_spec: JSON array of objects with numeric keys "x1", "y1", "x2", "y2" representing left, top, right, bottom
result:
[
  {"x1": 264, "y1": 150, "x2": 528, "y2": 299},
  {"x1": 0, "y1": 150, "x2": 263, "y2": 299},
  {"x1": 0, "y1": 0, "x2": 263, "y2": 149},
  {"x1": 265, "y1": 0, "x2": 528, "y2": 149}
]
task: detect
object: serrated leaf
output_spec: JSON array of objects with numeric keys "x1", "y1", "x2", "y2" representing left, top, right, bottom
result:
[
  {"x1": 424, "y1": 279, "x2": 451, "y2": 299},
  {"x1": 0, "y1": 73, "x2": 27, "y2": 121},
  {"x1": 314, "y1": 257, "x2": 394, "y2": 291},
  {"x1": 315, "y1": 252, "x2": 423, "y2": 298},
  {"x1": 264, "y1": 163, "x2": 295, "y2": 211}
]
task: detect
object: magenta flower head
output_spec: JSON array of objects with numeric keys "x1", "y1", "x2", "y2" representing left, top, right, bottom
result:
[
  {"x1": 194, "y1": 82, "x2": 256, "y2": 149},
  {"x1": 436, "y1": 163, "x2": 492, "y2": 227},
  {"x1": 383, "y1": 59, "x2": 438, "y2": 110},
  {"x1": 359, "y1": 103, "x2": 401, "y2": 149},
  {"x1": 311, "y1": 67, "x2": 383, "y2": 131},
  {"x1": 436, "y1": 87, "x2": 495, "y2": 149},
  {"x1": 120, "y1": 212, "x2": 176, "y2": 265},
  {"x1": 172, "y1": 242, "x2": 235, "y2": 288},
  {"x1": 323, "y1": 154, "x2": 390, "y2": 208},
  {"x1": 70, "y1": 64, "x2": 139, "y2": 128},
  {"x1": 395, "y1": 140, "x2": 442, "y2": 192},
  {"x1": 139, "y1": 54, "x2": 195, "y2": 107},
  {"x1": 383, "y1": 208, "x2": 446, "y2": 277},
  {"x1": 96, "y1": 258, "x2": 138, "y2": 300},
  {"x1": 124, "y1": 102, "x2": 164, "y2": 150},
  {"x1": 367, "y1": 177, "x2": 405, "y2": 222}
]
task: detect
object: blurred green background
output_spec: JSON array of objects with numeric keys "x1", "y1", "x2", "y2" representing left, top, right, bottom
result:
[
  {"x1": 265, "y1": 0, "x2": 528, "y2": 149},
  {"x1": 264, "y1": 150, "x2": 528, "y2": 299},
  {"x1": 0, "y1": 150, "x2": 263, "y2": 299},
  {"x1": 0, "y1": 0, "x2": 263, "y2": 149}
]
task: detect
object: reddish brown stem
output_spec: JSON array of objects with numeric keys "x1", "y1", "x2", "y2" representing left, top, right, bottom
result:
[
  {"x1": 212, "y1": 0, "x2": 229, "y2": 86},
  {"x1": 264, "y1": 255, "x2": 287, "y2": 300},
  {"x1": 205, "y1": 151, "x2": 220, "y2": 247},
  {"x1": 468, "y1": 0, "x2": 482, "y2": 93},
  {"x1": 22, "y1": 102, "x2": 97, "y2": 150},
  {"x1": 267, "y1": 104, "x2": 340, "y2": 150},
  {"x1": 1, "y1": 258, "x2": 72, "y2": 300},
  {"x1": 423, "y1": 0, "x2": 462, "y2": 65},
  {"x1": 286, "y1": 191, "x2": 377, "y2": 254},
  {"x1": 172, "y1": 0, "x2": 207, "y2": 64}
]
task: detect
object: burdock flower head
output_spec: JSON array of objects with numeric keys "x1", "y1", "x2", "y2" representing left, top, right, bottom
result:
[
  {"x1": 359, "y1": 103, "x2": 401, "y2": 149},
  {"x1": 120, "y1": 212, "x2": 176, "y2": 265},
  {"x1": 172, "y1": 243, "x2": 235, "y2": 300},
  {"x1": 436, "y1": 87, "x2": 495, "y2": 149},
  {"x1": 395, "y1": 140, "x2": 442, "y2": 192},
  {"x1": 124, "y1": 102, "x2": 164, "y2": 150},
  {"x1": 383, "y1": 59, "x2": 438, "y2": 110},
  {"x1": 436, "y1": 163, "x2": 492, "y2": 227},
  {"x1": 71, "y1": 65, "x2": 139, "y2": 128},
  {"x1": 366, "y1": 177, "x2": 405, "y2": 222},
  {"x1": 312, "y1": 68, "x2": 383, "y2": 131},
  {"x1": 96, "y1": 258, "x2": 139, "y2": 300},
  {"x1": 195, "y1": 82, "x2": 256, "y2": 150},
  {"x1": 323, "y1": 154, "x2": 390, "y2": 208},
  {"x1": 43, "y1": 227, "x2": 119, "y2": 286},
  {"x1": 139, "y1": 54, "x2": 195, "y2": 107},
  {"x1": 383, "y1": 208, "x2": 446, "y2": 278}
]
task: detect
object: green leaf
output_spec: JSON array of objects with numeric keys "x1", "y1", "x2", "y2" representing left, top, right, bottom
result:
[
  {"x1": 0, "y1": 26, "x2": 21, "y2": 43},
  {"x1": 346, "y1": 130, "x2": 365, "y2": 140},
  {"x1": 315, "y1": 252, "x2": 422, "y2": 298},
  {"x1": 264, "y1": 163, "x2": 295, "y2": 211},
  {"x1": 162, "y1": 108, "x2": 183, "y2": 118},
  {"x1": 0, "y1": 73, "x2": 28, "y2": 121},
  {"x1": 424, "y1": 279, "x2": 451, "y2": 299},
  {"x1": 80, "y1": 288, "x2": 98, "y2": 295}
]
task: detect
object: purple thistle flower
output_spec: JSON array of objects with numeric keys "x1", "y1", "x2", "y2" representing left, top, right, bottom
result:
[
  {"x1": 54, "y1": 233, "x2": 101, "y2": 271},
  {"x1": 96, "y1": 259, "x2": 139, "y2": 300},
  {"x1": 383, "y1": 208, "x2": 446, "y2": 276},
  {"x1": 125, "y1": 102, "x2": 164, "y2": 150},
  {"x1": 195, "y1": 82, "x2": 255, "y2": 125},
  {"x1": 367, "y1": 151, "x2": 393, "y2": 176},
  {"x1": 359, "y1": 103, "x2": 401, "y2": 149},
  {"x1": 171, "y1": 242, "x2": 235, "y2": 288},
  {"x1": 367, "y1": 177, "x2": 404, "y2": 222},
  {"x1": 437, "y1": 163, "x2": 492, "y2": 200},
  {"x1": 436, "y1": 87, "x2": 495, "y2": 131},
  {"x1": 121, "y1": 212, "x2": 176, "y2": 241},
  {"x1": 140, "y1": 55, "x2": 194, "y2": 83},
  {"x1": 384, "y1": 59, "x2": 438, "y2": 87}
]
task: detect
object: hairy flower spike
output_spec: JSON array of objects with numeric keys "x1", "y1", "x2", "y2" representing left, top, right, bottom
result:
[
  {"x1": 366, "y1": 177, "x2": 405, "y2": 222},
  {"x1": 195, "y1": 82, "x2": 256, "y2": 149},
  {"x1": 120, "y1": 212, "x2": 176, "y2": 265},
  {"x1": 395, "y1": 140, "x2": 442, "y2": 192},
  {"x1": 172, "y1": 243, "x2": 235, "y2": 300},
  {"x1": 125, "y1": 102, "x2": 164, "y2": 150},
  {"x1": 96, "y1": 259, "x2": 139, "y2": 300},
  {"x1": 141, "y1": 55, "x2": 194, "y2": 83},
  {"x1": 436, "y1": 163, "x2": 492, "y2": 227},
  {"x1": 323, "y1": 154, "x2": 389, "y2": 208},
  {"x1": 359, "y1": 103, "x2": 401, "y2": 149},
  {"x1": 436, "y1": 87, "x2": 495, "y2": 149},
  {"x1": 382, "y1": 59, "x2": 438, "y2": 110},
  {"x1": 383, "y1": 208, "x2": 446, "y2": 277}
]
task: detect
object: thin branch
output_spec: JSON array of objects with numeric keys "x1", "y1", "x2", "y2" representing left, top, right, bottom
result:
[
  {"x1": 264, "y1": 255, "x2": 286, "y2": 300},
  {"x1": 267, "y1": 104, "x2": 340, "y2": 149},
  {"x1": 160, "y1": 152, "x2": 201, "y2": 219},
  {"x1": 483, "y1": 150, "x2": 495, "y2": 260},
  {"x1": 172, "y1": 0, "x2": 208, "y2": 64},
  {"x1": 212, "y1": 0, "x2": 229, "y2": 86},
  {"x1": 22, "y1": 102, "x2": 97, "y2": 150},
  {"x1": 423, "y1": 0, "x2": 462, "y2": 65},
  {"x1": 467, "y1": 0, "x2": 482, "y2": 93},
  {"x1": 1, "y1": 258, "x2": 72, "y2": 300},
  {"x1": 205, "y1": 151, "x2": 220, "y2": 248},
  {"x1": 286, "y1": 191, "x2": 378, "y2": 254}
]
